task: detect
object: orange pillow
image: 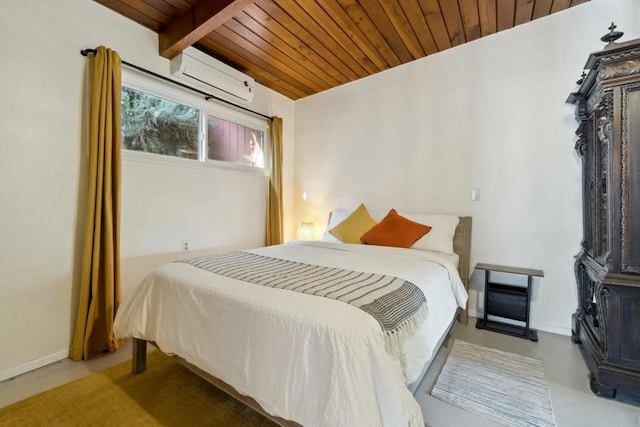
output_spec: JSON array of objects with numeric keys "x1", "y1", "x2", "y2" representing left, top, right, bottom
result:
[{"x1": 361, "y1": 209, "x2": 432, "y2": 248}]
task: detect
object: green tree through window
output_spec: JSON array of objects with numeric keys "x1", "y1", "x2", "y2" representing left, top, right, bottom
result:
[
  {"x1": 120, "y1": 84, "x2": 266, "y2": 167},
  {"x1": 121, "y1": 87, "x2": 199, "y2": 158}
]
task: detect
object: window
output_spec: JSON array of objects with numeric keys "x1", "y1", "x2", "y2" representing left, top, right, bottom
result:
[
  {"x1": 120, "y1": 69, "x2": 268, "y2": 172},
  {"x1": 207, "y1": 116, "x2": 264, "y2": 168},
  {"x1": 122, "y1": 87, "x2": 199, "y2": 159}
]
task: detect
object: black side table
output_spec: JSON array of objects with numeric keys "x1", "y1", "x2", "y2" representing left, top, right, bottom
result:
[{"x1": 475, "y1": 263, "x2": 544, "y2": 341}]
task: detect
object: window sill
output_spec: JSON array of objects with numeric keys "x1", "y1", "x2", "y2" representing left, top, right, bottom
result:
[{"x1": 122, "y1": 149, "x2": 269, "y2": 177}]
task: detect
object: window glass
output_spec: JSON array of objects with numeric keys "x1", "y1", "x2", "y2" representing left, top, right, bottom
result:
[
  {"x1": 207, "y1": 116, "x2": 264, "y2": 168},
  {"x1": 120, "y1": 76, "x2": 268, "y2": 173},
  {"x1": 121, "y1": 86, "x2": 199, "y2": 159}
]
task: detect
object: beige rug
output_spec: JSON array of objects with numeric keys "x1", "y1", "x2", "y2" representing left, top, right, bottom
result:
[{"x1": 0, "y1": 351, "x2": 276, "y2": 426}]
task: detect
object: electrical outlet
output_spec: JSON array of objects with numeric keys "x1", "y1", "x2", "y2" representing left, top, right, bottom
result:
[{"x1": 182, "y1": 240, "x2": 190, "y2": 253}]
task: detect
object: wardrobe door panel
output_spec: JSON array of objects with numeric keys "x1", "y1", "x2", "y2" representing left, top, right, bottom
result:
[{"x1": 623, "y1": 85, "x2": 640, "y2": 273}]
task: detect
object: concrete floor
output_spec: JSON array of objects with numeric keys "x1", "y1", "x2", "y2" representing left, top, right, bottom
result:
[
  {"x1": 417, "y1": 319, "x2": 640, "y2": 427},
  {"x1": 1, "y1": 320, "x2": 640, "y2": 426},
  {"x1": 0, "y1": 340, "x2": 133, "y2": 409}
]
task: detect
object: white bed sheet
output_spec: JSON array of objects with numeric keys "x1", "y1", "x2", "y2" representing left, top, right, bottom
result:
[{"x1": 114, "y1": 241, "x2": 467, "y2": 427}]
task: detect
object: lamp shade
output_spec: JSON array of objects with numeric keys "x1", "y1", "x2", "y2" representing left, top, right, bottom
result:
[{"x1": 296, "y1": 221, "x2": 315, "y2": 240}]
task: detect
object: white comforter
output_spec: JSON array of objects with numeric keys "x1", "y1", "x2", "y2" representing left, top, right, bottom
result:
[{"x1": 114, "y1": 241, "x2": 467, "y2": 426}]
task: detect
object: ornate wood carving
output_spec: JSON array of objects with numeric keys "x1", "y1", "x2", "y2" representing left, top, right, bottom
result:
[
  {"x1": 587, "y1": 119, "x2": 597, "y2": 257},
  {"x1": 595, "y1": 284, "x2": 610, "y2": 357},
  {"x1": 574, "y1": 258, "x2": 587, "y2": 318},
  {"x1": 599, "y1": 59, "x2": 640, "y2": 81},
  {"x1": 621, "y1": 84, "x2": 630, "y2": 271},
  {"x1": 585, "y1": 276, "x2": 599, "y2": 329},
  {"x1": 574, "y1": 96, "x2": 589, "y2": 123},
  {"x1": 568, "y1": 30, "x2": 640, "y2": 399},
  {"x1": 574, "y1": 122, "x2": 588, "y2": 157},
  {"x1": 620, "y1": 82, "x2": 640, "y2": 273},
  {"x1": 572, "y1": 258, "x2": 585, "y2": 344},
  {"x1": 600, "y1": 22, "x2": 624, "y2": 46},
  {"x1": 579, "y1": 92, "x2": 611, "y2": 265},
  {"x1": 596, "y1": 93, "x2": 612, "y2": 266}
]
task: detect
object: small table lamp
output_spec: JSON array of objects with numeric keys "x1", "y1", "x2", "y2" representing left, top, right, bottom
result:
[{"x1": 296, "y1": 221, "x2": 315, "y2": 240}]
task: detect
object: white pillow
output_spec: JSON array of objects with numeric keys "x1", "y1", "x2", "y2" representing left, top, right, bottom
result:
[
  {"x1": 406, "y1": 213, "x2": 459, "y2": 254},
  {"x1": 321, "y1": 209, "x2": 352, "y2": 242},
  {"x1": 322, "y1": 208, "x2": 459, "y2": 254}
]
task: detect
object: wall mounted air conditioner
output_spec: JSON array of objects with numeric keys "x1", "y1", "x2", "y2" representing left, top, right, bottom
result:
[{"x1": 170, "y1": 47, "x2": 255, "y2": 104}]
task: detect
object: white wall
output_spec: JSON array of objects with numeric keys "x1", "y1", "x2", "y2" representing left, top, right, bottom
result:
[
  {"x1": 294, "y1": 0, "x2": 640, "y2": 336},
  {"x1": 0, "y1": 0, "x2": 295, "y2": 380}
]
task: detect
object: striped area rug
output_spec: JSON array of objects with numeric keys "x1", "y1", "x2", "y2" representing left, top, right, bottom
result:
[{"x1": 431, "y1": 340, "x2": 556, "y2": 427}]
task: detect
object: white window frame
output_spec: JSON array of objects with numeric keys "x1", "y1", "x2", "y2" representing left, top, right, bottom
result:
[{"x1": 121, "y1": 67, "x2": 270, "y2": 176}]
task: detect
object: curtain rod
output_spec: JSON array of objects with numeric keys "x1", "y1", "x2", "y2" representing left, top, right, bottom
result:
[{"x1": 80, "y1": 49, "x2": 272, "y2": 121}]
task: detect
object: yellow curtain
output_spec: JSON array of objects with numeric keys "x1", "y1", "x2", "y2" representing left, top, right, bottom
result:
[
  {"x1": 70, "y1": 46, "x2": 123, "y2": 361},
  {"x1": 266, "y1": 117, "x2": 283, "y2": 246}
]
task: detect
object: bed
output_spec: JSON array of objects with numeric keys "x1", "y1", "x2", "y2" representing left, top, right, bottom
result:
[{"x1": 114, "y1": 214, "x2": 472, "y2": 426}]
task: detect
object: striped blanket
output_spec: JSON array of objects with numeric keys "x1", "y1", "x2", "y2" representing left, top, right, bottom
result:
[{"x1": 177, "y1": 251, "x2": 428, "y2": 352}]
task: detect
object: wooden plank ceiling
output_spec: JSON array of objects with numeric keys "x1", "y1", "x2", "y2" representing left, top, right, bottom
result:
[{"x1": 95, "y1": 0, "x2": 589, "y2": 100}]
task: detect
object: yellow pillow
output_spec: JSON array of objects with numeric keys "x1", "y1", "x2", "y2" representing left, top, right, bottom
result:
[{"x1": 329, "y1": 204, "x2": 377, "y2": 244}]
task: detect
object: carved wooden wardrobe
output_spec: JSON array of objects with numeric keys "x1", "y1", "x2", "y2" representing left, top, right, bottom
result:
[{"x1": 567, "y1": 26, "x2": 640, "y2": 398}]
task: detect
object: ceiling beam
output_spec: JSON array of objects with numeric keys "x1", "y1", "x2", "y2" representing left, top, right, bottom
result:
[{"x1": 159, "y1": 0, "x2": 254, "y2": 59}]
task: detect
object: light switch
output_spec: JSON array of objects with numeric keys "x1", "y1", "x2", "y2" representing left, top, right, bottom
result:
[{"x1": 471, "y1": 188, "x2": 480, "y2": 201}]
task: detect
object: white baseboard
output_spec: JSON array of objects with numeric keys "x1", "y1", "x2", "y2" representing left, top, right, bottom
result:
[
  {"x1": 0, "y1": 349, "x2": 69, "y2": 382},
  {"x1": 468, "y1": 310, "x2": 571, "y2": 337},
  {"x1": 532, "y1": 322, "x2": 571, "y2": 337},
  {"x1": 0, "y1": 311, "x2": 572, "y2": 383}
]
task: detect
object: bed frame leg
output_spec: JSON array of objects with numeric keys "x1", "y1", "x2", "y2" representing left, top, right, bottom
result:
[
  {"x1": 458, "y1": 309, "x2": 469, "y2": 325},
  {"x1": 132, "y1": 338, "x2": 147, "y2": 374}
]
